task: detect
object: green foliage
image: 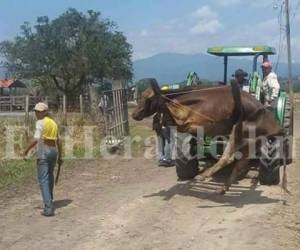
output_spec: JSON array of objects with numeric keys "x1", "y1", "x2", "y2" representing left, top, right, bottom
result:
[
  {"x1": 93, "y1": 80, "x2": 113, "y2": 95},
  {"x1": 0, "y1": 8, "x2": 133, "y2": 97}
]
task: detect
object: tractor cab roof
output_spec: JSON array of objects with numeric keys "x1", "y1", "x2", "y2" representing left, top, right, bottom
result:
[{"x1": 207, "y1": 46, "x2": 276, "y2": 57}]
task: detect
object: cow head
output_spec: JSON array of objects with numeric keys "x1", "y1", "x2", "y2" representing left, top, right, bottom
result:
[{"x1": 132, "y1": 78, "x2": 162, "y2": 121}]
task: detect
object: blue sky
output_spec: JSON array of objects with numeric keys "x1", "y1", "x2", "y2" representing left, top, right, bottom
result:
[{"x1": 0, "y1": 0, "x2": 300, "y2": 61}]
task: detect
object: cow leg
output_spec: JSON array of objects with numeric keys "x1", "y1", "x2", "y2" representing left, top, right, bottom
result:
[
  {"x1": 200, "y1": 124, "x2": 238, "y2": 179},
  {"x1": 217, "y1": 158, "x2": 250, "y2": 194},
  {"x1": 217, "y1": 143, "x2": 251, "y2": 194}
]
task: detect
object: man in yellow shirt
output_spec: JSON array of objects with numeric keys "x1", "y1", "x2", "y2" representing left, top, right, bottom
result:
[{"x1": 23, "y1": 102, "x2": 62, "y2": 216}]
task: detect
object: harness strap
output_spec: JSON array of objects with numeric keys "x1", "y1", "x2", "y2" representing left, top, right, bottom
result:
[
  {"x1": 160, "y1": 94, "x2": 216, "y2": 123},
  {"x1": 163, "y1": 86, "x2": 225, "y2": 97}
]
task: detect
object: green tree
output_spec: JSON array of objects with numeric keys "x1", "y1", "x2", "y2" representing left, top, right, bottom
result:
[{"x1": 0, "y1": 8, "x2": 133, "y2": 97}]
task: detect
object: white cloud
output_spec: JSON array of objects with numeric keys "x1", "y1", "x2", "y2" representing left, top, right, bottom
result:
[
  {"x1": 190, "y1": 19, "x2": 222, "y2": 35},
  {"x1": 128, "y1": 2, "x2": 300, "y2": 61},
  {"x1": 190, "y1": 6, "x2": 222, "y2": 35},
  {"x1": 213, "y1": 0, "x2": 241, "y2": 6},
  {"x1": 127, "y1": 6, "x2": 223, "y2": 60},
  {"x1": 139, "y1": 29, "x2": 149, "y2": 37},
  {"x1": 193, "y1": 6, "x2": 218, "y2": 19},
  {"x1": 214, "y1": 0, "x2": 277, "y2": 8},
  {"x1": 250, "y1": 0, "x2": 277, "y2": 8},
  {"x1": 215, "y1": 18, "x2": 280, "y2": 50},
  {"x1": 255, "y1": 18, "x2": 279, "y2": 38}
]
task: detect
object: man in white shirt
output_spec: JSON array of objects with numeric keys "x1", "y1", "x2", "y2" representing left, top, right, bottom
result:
[{"x1": 261, "y1": 61, "x2": 280, "y2": 108}]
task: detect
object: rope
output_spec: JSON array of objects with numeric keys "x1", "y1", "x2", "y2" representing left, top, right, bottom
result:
[
  {"x1": 281, "y1": 154, "x2": 291, "y2": 195},
  {"x1": 163, "y1": 86, "x2": 225, "y2": 97},
  {"x1": 160, "y1": 93, "x2": 216, "y2": 123}
]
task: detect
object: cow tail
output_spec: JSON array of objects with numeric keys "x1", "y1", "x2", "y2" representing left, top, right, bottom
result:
[{"x1": 230, "y1": 79, "x2": 243, "y2": 146}]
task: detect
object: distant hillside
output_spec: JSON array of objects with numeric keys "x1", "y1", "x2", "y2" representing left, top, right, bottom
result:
[{"x1": 133, "y1": 52, "x2": 300, "y2": 83}]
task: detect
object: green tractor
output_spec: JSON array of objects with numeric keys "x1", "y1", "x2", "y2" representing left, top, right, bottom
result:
[
  {"x1": 136, "y1": 72, "x2": 202, "y2": 99},
  {"x1": 186, "y1": 71, "x2": 201, "y2": 86},
  {"x1": 198, "y1": 46, "x2": 293, "y2": 185},
  {"x1": 207, "y1": 45, "x2": 292, "y2": 129},
  {"x1": 176, "y1": 46, "x2": 293, "y2": 185},
  {"x1": 159, "y1": 72, "x2": 202, "y2": 91}
]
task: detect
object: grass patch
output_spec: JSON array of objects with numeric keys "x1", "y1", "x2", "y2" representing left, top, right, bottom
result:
[
  {"x1": 130, "y1": 122, "x2": 153, "y2": 138},
  {"x1": 0, "y1": 114, "x2": 100, "y2": 191},
  {"x1": 0, "y1": 159, "x2": 36, "y2": 190},
  {"x1": 0, "y1": 158, "x2": 82, "y2": 191},
  {"x1": 0, "y1": 112, "x2": 155, "y2": 191},
  {"x1": 129, "y1": 121, "x2": 155, "y2": 157}
]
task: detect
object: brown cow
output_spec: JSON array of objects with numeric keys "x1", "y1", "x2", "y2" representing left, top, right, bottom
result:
[{"x1": 132, "y1": 79, "x2": 287, "y2": 194}]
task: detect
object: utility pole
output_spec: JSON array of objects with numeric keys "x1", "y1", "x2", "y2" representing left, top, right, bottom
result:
[{"x1": 285, "y1": 0, "x2": 294, "y2": 103}]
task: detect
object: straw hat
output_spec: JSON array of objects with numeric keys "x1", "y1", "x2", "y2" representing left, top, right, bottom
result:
[{"x1": 34, "y1": 102, "x2": 48, "y2": 112}]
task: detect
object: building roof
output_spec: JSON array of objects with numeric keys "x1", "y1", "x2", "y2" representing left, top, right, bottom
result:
[{"x1": 0, "y1": 79, "x2": 26, "y2": 88}]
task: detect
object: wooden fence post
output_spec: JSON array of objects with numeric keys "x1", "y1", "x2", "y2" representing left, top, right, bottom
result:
[
  {"x1": 63, "y1": 95, "x2": 67, "y2": 125},
  {"x1": 25, "y1": 95, "x2": 29, "y2": 126},
  {"x1": 88, "y1": 85, "x2": 100, "y2": 121},
  {"x1": 10, "y1": 96, "x2": 13, "y2": 112},
  {"x1": 80, "y1": 94, "x2": 83, "y2": 114}
]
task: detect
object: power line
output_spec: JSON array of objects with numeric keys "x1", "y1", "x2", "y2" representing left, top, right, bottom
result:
[
  {"x1": 275, "y1": 2, "x2": 285, "y2": 72},
  {"x1": 274, "y1": 0, "x2": 299, "y2": 73},
  {"x1": 291, "y1": 0, "x2": 300, "y2": 20},
  {"x1": 284, "y1": 0, "x2": 293, "y2": 96}
]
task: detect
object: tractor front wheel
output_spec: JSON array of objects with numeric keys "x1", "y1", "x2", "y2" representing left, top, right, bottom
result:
[{"x1": 175, "y1": 135, "x2": 199, "y2": 180}]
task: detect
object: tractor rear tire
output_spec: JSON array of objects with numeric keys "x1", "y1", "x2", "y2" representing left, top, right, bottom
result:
[
  {"x1": 259, "y1": 138, "x2": 281, "y2": 185},
  {"x1": 259, "y1": 166, "x2": 280, "y2": 185},
  {"x1": 175, "y1": 135, "x2": 199, "y2": 181},
  {"x1": 283, "y1": 98, "x2": 293, "y2": 164},
  {"x1": 259, "y1": 96, "x2": 293, "y2": 185}
]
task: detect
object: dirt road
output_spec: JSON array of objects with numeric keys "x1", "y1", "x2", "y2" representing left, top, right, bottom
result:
[{"x1": 1, "y1": 115, "x2": 300, "y2": 250}]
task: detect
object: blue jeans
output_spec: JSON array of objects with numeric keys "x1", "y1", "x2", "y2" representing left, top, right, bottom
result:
[
  {"x1": 37, "y1": 147, "x2": 57, "y2": 209},
  {"x1": 157, "y1": 127, "x2": 175, "y2": 161}
]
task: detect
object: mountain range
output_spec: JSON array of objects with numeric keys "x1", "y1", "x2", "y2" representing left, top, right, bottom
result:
[
  {"x1": 2, "y1": 53, "x2": 299, "y2": 84},
  {"x1": 133, "y1": 52, "x2": 300, "y2": 84}
]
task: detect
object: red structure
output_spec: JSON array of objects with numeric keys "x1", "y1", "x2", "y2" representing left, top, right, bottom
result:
[{"x1": 0, "y1": 79, "x2": 26, "y2": 95}]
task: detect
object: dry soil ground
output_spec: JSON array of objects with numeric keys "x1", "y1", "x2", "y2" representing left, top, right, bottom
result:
[{"x1": 1, "y1": 113, "x2": 300, "y2": 250}]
